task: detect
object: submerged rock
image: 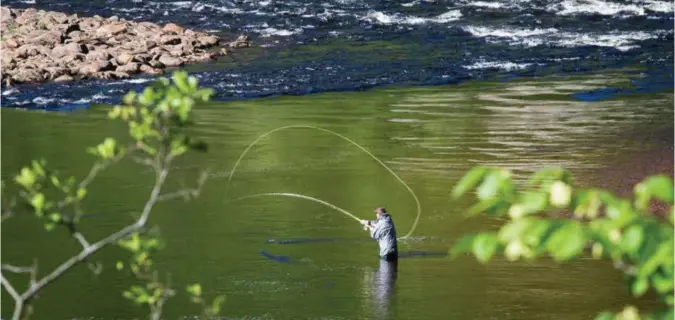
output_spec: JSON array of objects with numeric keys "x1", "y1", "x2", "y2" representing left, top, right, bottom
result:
[{"x1": 0, "y1": 5, "x2": 251, "y2": 86}]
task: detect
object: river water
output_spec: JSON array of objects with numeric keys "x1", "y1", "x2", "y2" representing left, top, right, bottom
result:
[
  {"x1": 2, "y1": 73, "x2": 673, "y2": 319},
  {"x1": 1, "y1": 0, "x2": 674, "y2": 319}
]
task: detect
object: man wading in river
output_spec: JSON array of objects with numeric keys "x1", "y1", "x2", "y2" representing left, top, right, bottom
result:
[{"x1": 360, "y1": 207, "x2": 398, "y2": 261}]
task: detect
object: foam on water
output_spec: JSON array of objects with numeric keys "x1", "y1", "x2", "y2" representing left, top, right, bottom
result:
[
  {"x1": 362, "y1": 10, "x2": 462, "y2": 25},
  {"x1": 463, "y1": 25, "x2": 669, "y2": 51},
  {"x1": 549, "y1": 0, "x2": 675, "y2": 16}
]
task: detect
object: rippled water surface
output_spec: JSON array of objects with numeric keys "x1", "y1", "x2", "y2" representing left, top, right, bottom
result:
[
  {"x1": 1, "y1": 0, "x2": 673, "y2": 109},
  {"x1": 2, "y1": 72, "x2": 673, "y2": 319}
]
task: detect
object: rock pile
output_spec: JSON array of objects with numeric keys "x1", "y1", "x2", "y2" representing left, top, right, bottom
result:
[{"x1": 0, "y1": 6, "x2": 250, "y2": 86}]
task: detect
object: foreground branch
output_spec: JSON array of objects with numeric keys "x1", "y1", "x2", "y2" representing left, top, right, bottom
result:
[
  {"x1": 2, "y1": 274, "x2": 23, "y2": 320},
  {"x1": 1, "y1": 265, "x2": 34, "y2": 274},
  {"x1": 8, "y1": 156, "x2": 173, "y2": 320},
  {"x1": 613, "y1": 260, "x2": 637, "y2": 276}
]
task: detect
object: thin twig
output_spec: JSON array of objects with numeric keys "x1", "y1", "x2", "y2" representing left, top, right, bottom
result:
[
  {"x1": 156, "y1": 190, "x2": 198, "y2": 202},
  {"x1": 613, "y1": 260, "x2": 637, "y2": 276},
  {"x1": 1, "y1": 265, "x2": 34, "y2": 274},
  {"x1": 73, "y1": 233, "x2": 90, "y2": 249},
  {"x1": 156, "y1": 171, "x2": 207, "y2": 202},
  {"x1": 132, "y1": 156, "x2": 157, "y2": 170},
  {"x1": 80, "y1": 145, "x2": 136, "y2": 190}
]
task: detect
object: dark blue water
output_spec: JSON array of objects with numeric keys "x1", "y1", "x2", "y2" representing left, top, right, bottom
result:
[{"x1": 2, "y1": 0, "x2": 673, "y2": 110}]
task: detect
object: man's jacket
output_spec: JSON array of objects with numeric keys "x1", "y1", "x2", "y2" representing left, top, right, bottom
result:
[{"x1": 367, "y1": 213, "x2": 398, "y2": 257}]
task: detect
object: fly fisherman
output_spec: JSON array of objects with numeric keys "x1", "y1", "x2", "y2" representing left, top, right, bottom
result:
[{"x1": 360, "y1": 207, "x2": 398, "y2": 261}]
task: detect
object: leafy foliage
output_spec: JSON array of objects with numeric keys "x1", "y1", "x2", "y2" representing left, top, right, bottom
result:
[
  {"x1": 1, "y1": 71, "x2": 220, "y2": 320},
  {"x1": 450, "y1": 167, "x2": 674, "y2": 319}
]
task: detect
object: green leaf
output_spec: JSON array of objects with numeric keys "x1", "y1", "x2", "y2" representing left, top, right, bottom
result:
[
  {"x1": 15, "y1": 167, "x2": 37, "y2": 189},
  {"x1": 638, "y1": 243, "x2": 670, "y2": 278},
  {"x1": 514, "y1": 191, "x2": 548, "y2": 217},
  {"x1": 504, "y1": 239, "x2": 529, "y2": 261},
  {"x1": 631, "y1": 277, "x2": 649, "y2": 297},
  {"x1": 170, "y1": 139, "x2": 189, "y2": 156},
  {"x1": 76, "y1": 188, "x2": 87, "y2": 200},
  {"x1": 528, "y1": 167, "x2": 570, "y2": 187},
  {"x1": 31, "y1": 193, "x2": 45, "y2": 215},
  {"x1": 31, "y1": 159, "x2": 46, "y2": 177},
  {"x1": 449, "y1": 234, "x2": 477, "y2": 258},
  {"x1": 472, "y1": 232, "x2": 498, "y2": 263},
  {"x1": 464, "y1": 198, "x2": 498, "y2": 217},
  {"x1": 187, "y1": 283, "x2": 202, "y2": 297},
  {"x1": 122, "y1": 91, "x2": 137, "y2": 105},
  {"x1": 642, "y1": 175, "x2": 674, "y2": 204},
  {"x1": 651, "y1": 272, "x2": 674, "y2": 294},
  {"x1": 116, "y1": 261, "x2": 124, "y2": 271},
  {"x1": 50, "y1": 175, "x2": 61, "y2": 187},
  {"x1": 477, "y1": 171, "x2": 501, "y2": 200},
  {"x1": 549, "y1": 181, "x2": 572, "y2": 208},
  {"x1": 545, "y1": 222, "x2": 586, "y2": 261},
  {"x1": 620, "y1": 225, "x2": 644, "y2": 255},
  {"x1": 188, "y1": 75, "x2": 199, "y2": 90},
  {"x1": 498, "y1": 218, "x2": 534, "y2": 243},
  {"x1": 173, "y1": 71, "x2": 191, "y2": 93},
  {"x1": 48, "y1": 213, "x2": 61, "y2": 222},
  {"x1": 522, "y1": 220, "x2": 553, "y2": 250},
  {"x1": 209, "y1": 295, "x2": 226, "y2": 315},
  {"x1": 197, "y1": 88, "x2": 215, "y2": 101},
  {"x1": 452, "y1": 167, "x2": 488, "y2": 199}
]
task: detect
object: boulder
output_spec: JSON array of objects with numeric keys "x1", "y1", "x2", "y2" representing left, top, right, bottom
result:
[
  {"x1": 116, "y1": 53, "x2": 134, "y2": 65},
  {"x1": 148, "y1": 58, "x2": 164, "y2": 69},
  {"x1": 1, "y1": 6, "x2": 15, "y2": 23},
  {"x1": 158, "y1": 55, "x2": 183, "y2": 67},
  {"x1": 163, "y1": 23, "x2": 184, "y2": 34},
  {"x1": 25, "y1": 30, "x2": 64, "y2": 46},
  {"x1": 11, "y1": 68, "x2": 43, "y2": 83},
  {"x1": 52, "y1": 43, "x2": 86, "y2": 58},
  {"x1": 5, "y1": 38, "x2": 20, "y2": 48},
  {"x1": 44, "y1": 66, "x2": 69, "y2": 79},
  {"x1": 95, "y1": 70, "x2": 129, "y2": 80},
  {"x1": 191, "y1": 52, "x2": 216, "y2": 62},
  {"x1": 116, "y1": 62, "x2": 139, "y2": 74},
  {"x1": 79, "y1": 18, "x2": 102, "y2": 31},
  {"x1": 37, "y1": 15, "x2": 59, "y2": 30},
  {"x1": 64, "y1": 23, "x2": 81, "y2": 35},
  {"x1": 53, "y1": 74, "x2": 74, "y2": 82},
  {"x1": 229, "y1": 35, "x2": 249, "y2": 48},
  {"x1": 160, "y1": 35, "x2": 181, "y2": 45},
  {"x1": 197, "y1": 35, "x2": 219, "y2": 47},
  {"x1": 86, "y1": 50, "x2": 111, "y2": 61},
  {"x1": 96, "y1": 23, "x2": 126, "y2": 36},
  {"x1": 140, "y1": 64, "x2": 164, "y2": 75},
  {"x1": 62, "y1": 53, "x2": 86, "y2": 64},
  {"x1": 144, "y1": 40, "x2": 158, "y2": 50},
  {"x1": 78, "y1": 60, "x2": 113, "y2": 75}
]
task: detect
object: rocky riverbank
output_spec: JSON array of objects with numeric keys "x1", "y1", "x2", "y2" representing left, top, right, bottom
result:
[{"x1": 0, "y1": 6, "x2": 249, "y2": 86}]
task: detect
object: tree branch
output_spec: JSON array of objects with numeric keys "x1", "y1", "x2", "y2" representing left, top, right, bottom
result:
[
  {"x1": 156, "y1": 170, "x2": 208, "y2": 202},
  {"x1": 73, "y1": 232, "x2": 90, "y2": 249},
  {"x1": 1, "y1": 265, "x2": 34, "y2": 274},
  {"x1": 613, "y1": 259, "x2": 637, "y2": 276},
  {"x1": 18, "y1": 155, "x2": 172, "y2": 308},
  {"x1": 2, "y1": 274, "x2": 24, "y2": 320}
]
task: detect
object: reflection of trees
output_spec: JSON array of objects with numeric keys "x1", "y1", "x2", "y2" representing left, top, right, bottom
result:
[{"x1": 384, "y1": 78, "x2": 674, "y2": 183}]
